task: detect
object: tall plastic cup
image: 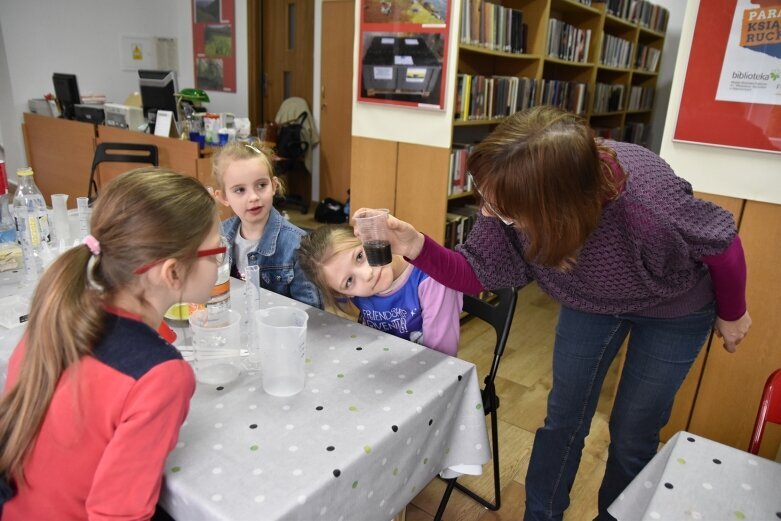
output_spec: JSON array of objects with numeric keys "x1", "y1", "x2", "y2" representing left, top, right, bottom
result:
[
  {"x1": 189, "y1": 308, "x2": 242, "y2": 385},
  {"x1": 353, "y1": 208, "x2": 392, "y2": 266},
  {"x1": 255, "y1": 306, "x2": 308, "y2": 397}
]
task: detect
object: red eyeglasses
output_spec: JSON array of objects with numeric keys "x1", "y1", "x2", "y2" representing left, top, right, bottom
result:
[{"x1": 134, "y1": 240, "x2": 228, "y2": 274}]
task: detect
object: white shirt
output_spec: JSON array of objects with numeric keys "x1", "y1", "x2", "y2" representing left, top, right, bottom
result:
[{"x1": 233, "y1": 229, "x2": 260, "y2": 279}]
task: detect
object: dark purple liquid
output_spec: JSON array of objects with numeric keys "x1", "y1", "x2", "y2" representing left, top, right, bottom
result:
[{"x1": 364, "y1": 240, "x2": 392, "y2": 266}]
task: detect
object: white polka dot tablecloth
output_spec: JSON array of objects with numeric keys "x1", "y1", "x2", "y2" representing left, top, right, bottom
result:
[
  {"x1": 608, "y1": 431, "x2": 781, "y2": 521},
  {"x1": 159, "y1": 287, "x2": 490, "y2": 521}
]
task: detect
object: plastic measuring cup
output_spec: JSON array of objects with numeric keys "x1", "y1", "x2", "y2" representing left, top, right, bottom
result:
[
  {"x1": 255, "y1": 306, "x2": 308, "y2": 397},
  {"x1": 189, "y1": 309, "x2": 242, "y2": 385}
]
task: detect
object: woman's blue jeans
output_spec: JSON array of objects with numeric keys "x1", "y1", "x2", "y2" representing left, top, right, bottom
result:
[{"x1": 523, "y1": 303, "x2": 716, "y2": 521}]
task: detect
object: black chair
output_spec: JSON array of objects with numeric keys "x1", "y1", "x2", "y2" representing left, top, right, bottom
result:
[
  {"x1": 87, "y1": 142, "x2": 159, "y2": 203},
  {"x1": 434, "y1": 287, "x2": 518, "y2": 520}
]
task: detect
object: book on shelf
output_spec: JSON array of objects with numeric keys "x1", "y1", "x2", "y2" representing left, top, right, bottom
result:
[
  {"x1": 460, "y1": 0, "x2": 527, "y2": 53},
  {"x1": 455, "y1": 74, "x2": 537, "y2": 122},
  {"x1": 547, "y1": 18, "x2": 591, "y2": 63}
]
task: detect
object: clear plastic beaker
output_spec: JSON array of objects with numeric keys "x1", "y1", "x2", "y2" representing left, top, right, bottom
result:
[{"x1": 255, "y1": 306, "x2": 308, "y2": 397}]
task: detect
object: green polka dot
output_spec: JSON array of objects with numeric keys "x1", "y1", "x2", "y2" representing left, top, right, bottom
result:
[
  {"x1": 445, "y1": 448, "x2": 450, "y2": 455},
  {"x1": 349, "y1": 405, "x2": 358, "y2": 412},
  {"x1": 411, "y1": 485, "x2": 416, "y2": 493},
  {"x1": 393, "y1": 468, "x2": 399, "y2": 476},
  {"x1": 363, "y1": 445, "x2": 372, "y2": 454},
  {"x1": 337, "y1": 373, "x2": 344, "y2": 378},
  {"x1": 405, "y1": 389, "x2": 413, "y2": 395},
  {"x1": 305, "y1": 357, "x2": 312, "y2": 364},
  {"x1": 677, "y1": 458, "x2": 686, "y2": 464},
  {"x1": 423, "y1": 457, "x2": 428, "y2": 464},
  {"x1": 476, "y1": 404, "x2": 483, "y2": 410},
  {"x1": 383, "y1": 347, "x2": 390, "y2": 351},
  {"x1": 171, "y1": 466, "x2": 181, "y2": 473},
  {"x1": 250, "y1": 445, "x2": 259, "y2": 451},
  {"x1": 352, "y1": 480, "x2": 359, "y2": 489},
  {"x1": 350, "y1": 334, "x2": 357, "y2": 338},
  {"x1": 734, "y1": 512, "x2": 745, "y2": 520}
]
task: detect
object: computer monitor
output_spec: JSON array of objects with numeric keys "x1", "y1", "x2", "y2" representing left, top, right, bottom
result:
[
  {"x1": 52, "y1": 73, "x2": 81, "y2": 120},
  {"x1": 138, "y1": 69, "x2": 179, "y2": 126}
]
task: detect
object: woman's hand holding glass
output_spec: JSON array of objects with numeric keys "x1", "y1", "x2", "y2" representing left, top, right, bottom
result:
[{"x1": 352, "y1": 208, "x2": 425, "y2": 260}]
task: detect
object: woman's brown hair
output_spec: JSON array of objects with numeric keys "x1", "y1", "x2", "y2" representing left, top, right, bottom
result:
[
  {"x1": 467, "y1": 105, "x2": 623, "y2": 268},
  {"x1": 0, "y1": 168, "x2": 218, "y2": 483}
]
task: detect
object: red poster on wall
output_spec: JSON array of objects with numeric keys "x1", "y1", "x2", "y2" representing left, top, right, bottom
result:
[
  {"x1": 192, "y1": 0, "x2": 237, "y2": 93},
  {"x1": 674, "y1": 0, "x2": 781, "y2": 154},
  {"x1": 357, "y1": 1, "x2": 451, "y2": 110}
]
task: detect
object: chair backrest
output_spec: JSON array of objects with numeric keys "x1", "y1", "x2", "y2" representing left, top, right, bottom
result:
[
  {"x1": 88, "y1": 142, "x2": 159, "y2": 202},
  {"x1": 463, "y1": 288, "x2": 518, "y2": 407},
  {"x1": 748, "y1": 368, "x2": 781, "y2": 454}
]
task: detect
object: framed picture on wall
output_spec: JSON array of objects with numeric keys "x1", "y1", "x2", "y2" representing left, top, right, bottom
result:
[
  {"x1": 357, "y1": 1, "x2": 451, "y2": 111},
  {"x1": 674, "y1": 0, "x2": 781, "y2": 154}
]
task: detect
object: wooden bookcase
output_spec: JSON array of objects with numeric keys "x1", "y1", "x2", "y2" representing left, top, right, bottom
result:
[{"x1": 443, "y1": 0, "x2": 668, "y2": 247}]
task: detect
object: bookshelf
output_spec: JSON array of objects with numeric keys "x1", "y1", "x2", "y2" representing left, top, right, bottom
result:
[{"x1": 444, "y1": 0, "x2": 668, "y2": 248}]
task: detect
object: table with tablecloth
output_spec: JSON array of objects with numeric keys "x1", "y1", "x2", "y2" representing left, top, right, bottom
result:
[
  {"x1": 609, "y1": 430, "x2": 781, "y2": 521},
  {"x1": 159, "y1": 285, "x2": 490, "y2": 521}
]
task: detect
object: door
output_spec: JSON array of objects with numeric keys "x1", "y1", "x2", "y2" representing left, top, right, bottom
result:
[
  {"x1": 260, "y1": 0, "x2": 314, "y2": 123},
  {"x1": 319, "y1": 0, "x2": 354, "y2": 202}
]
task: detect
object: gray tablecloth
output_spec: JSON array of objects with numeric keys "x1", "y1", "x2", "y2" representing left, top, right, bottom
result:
[
  {"x1": 609, "y1": 430, "x2": 781, "y2": 521},
  {"x1": 159, "y1": 284, "x2": 490, "y2": 521}
]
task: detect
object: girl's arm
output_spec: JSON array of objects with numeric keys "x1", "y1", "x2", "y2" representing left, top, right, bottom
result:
[
  {"x1": 408, "y1": 235, "x2": 484, "y2": 294},
  {"x1": 418, "y1": 276, "x2": 463, "y2": 356},
  {"x1": 86, "y1": 360, "x2": 194, "y2": 519}
]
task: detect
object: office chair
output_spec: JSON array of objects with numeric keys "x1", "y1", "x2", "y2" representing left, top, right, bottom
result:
[
  {"x1": 748, "y1": 368, "x2": 781, "y2": 455},
  {"x1": 87, "y1": 142, "x2": 159, "y2": 203},
  {"x1": 434, "y1": 287, "x2": 518, "y2": 521}
]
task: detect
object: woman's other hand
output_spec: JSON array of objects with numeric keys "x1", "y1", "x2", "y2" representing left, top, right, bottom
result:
[
  {"x1": 714, "y1": 311, "x2": 752, "y2": 353},
  {"x1": 352, "y1": 208, "x2": 425, "y2": 260}
]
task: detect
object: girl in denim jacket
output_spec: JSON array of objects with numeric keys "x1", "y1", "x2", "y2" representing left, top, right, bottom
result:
[{"x1": 212, "y1": 141, "x2": 322, "y2": 308}]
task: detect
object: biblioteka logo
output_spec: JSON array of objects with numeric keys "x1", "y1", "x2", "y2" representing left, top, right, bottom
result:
[{"x1": 732, "y1": 71, "x2": 771, "y2": 80}]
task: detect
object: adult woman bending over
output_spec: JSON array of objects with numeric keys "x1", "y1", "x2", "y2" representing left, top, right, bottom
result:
[{"x1": 362, "y1": 106, "x2": 751, "y2": 521}]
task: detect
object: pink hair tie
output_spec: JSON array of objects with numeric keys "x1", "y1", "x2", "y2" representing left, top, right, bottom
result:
[{"x1": 84, "y1": 235, "x2": 101, "y2": 256}]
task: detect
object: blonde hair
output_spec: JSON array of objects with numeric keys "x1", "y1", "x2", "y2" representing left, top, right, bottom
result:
[
  {"x1": 0, "y1": 168, "x2": 218, "y2": 483},
  {"x1": 467, "y1": 105, "x2": 625, "y2": 268},
  {"x1": 211, "y1": 139, "x2": 285, "y2": 197},
  {"x1": 297, "y1": 225, "x2": 362, "y2": 311}
]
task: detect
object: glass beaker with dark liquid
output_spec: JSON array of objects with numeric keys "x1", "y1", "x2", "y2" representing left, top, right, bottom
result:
[{"x1": 354, "y1": 208, "x2": 392, "y2": 267}]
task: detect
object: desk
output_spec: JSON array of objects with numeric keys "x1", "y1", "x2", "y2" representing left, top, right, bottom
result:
[
  {"x1": 608, "y1": 431, "x2": 781, "y2": 521},
  {"x1": 160, "y1": 285, "x2": 489, "y2": 520}
]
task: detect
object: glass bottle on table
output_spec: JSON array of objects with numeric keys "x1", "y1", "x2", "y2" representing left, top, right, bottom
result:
[
  {"x1": 205, "y1": 236, "x2": 231, "y2": 319},
  {"x1": 12, "y1": 167, "x2": 51, "y2": 275}
]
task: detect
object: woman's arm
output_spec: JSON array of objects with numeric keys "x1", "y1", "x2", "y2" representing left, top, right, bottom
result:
[{"x1": 701, "y1": 235, "x2": 751, "y2": 352}]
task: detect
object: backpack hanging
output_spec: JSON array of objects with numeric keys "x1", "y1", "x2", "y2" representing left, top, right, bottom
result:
[{"x1": 275, "y1": 112, "x2": 309, "y2": 160}]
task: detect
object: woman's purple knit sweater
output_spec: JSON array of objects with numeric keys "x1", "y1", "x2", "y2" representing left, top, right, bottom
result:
[{"x1": 451, "y1": 141, "x2": 738, "y2": 318}]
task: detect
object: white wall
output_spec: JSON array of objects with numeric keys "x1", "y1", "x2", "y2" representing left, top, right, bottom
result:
[
  {"x1": 660, "y1": 0, "x2": 781, "y2": 204},
  {"x1": 0, "y1": 0, "x2": 248, "y2": 182},
  {"x1": 647, "y1": 0, "x2": 686, "y2": 153}
]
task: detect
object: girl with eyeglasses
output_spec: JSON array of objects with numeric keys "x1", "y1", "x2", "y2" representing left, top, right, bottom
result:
[
  {"x1": 0, "y1": 169, "x2": 225, "y2": 519},
  {"x1": 211, "y1": 140, "x2": 322, "y2": 309},
  {"x1": 356, "y1": 106, "x2": 751, "y2": 521}
]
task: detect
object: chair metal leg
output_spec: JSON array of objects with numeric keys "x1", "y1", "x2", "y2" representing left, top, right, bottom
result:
[
  {"x1": 434, "y1": 478, "x2": 458, "y2": 521},
  {"x1": 452, "y1": 409, "x2": 501, "y2": 510}
]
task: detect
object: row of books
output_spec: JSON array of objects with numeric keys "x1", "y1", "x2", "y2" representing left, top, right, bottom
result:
[
  {"x1": 593, "y1": 125, "x2": 623, "y2": 140},
  {"x1": 454, "y1": 74, "x2": 537, "y2": 122},
  {"x1": 623, "y1": 121, "x2": 648, "y2": 144},
  {"x1": 444, "y1": 205, "x2": 480, "y2": 249},
  {"x1": 540, "y1": 79, "x2": 588, "y2": 115},
  {"x1": 628, "y1": 86, "x2": 654, "y2": 111},
  {"x1": 599, "y1": 0, "x2": 669, "y2": 33},
  {"x1": 547, "y1": 18, "x2": 592, "y2": 63},
  {"x1": 459, "y1": 0, "x2": 529, "y2": 54},
  {"x1": 635, "y1": 44, "x2": 661, "y2": 72},
  {"x1": 593, "y1": 83, "x2": 625, "y2": 113},
  {"x1": 448, "y1": 144, "x2": 475, "y2": 196},
  {"x1": 600, "y1": 34, "x2": 634, "y2": 69}
]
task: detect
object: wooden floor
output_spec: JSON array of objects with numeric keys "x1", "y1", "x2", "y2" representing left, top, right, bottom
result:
[{"x1": 287, "y1": 206, "x2": 619, "y2": 521}]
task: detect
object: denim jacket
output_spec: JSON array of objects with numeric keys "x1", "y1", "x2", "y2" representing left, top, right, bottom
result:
[{"x1": 221, "y1": 208, "x2": 323, "y2": 309}]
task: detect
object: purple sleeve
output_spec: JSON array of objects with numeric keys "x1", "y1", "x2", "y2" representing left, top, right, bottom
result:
[
  {"x1": 418, "y1": 277, "x2": 463, "y2": 356},
  {"x1": 406, "y1": 235, "x2": 485, "y2": 294},
  {"x1": 701, "y1": 235, "x2": 747, "y2": 321}
]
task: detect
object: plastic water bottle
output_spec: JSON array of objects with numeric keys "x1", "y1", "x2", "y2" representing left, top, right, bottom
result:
[
  {"x1": 13, "y1": 167, "x2": 50, "y2": 275},
  {"x1": 206, "y1": 237, "x2": 231, "y2": 319}
]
